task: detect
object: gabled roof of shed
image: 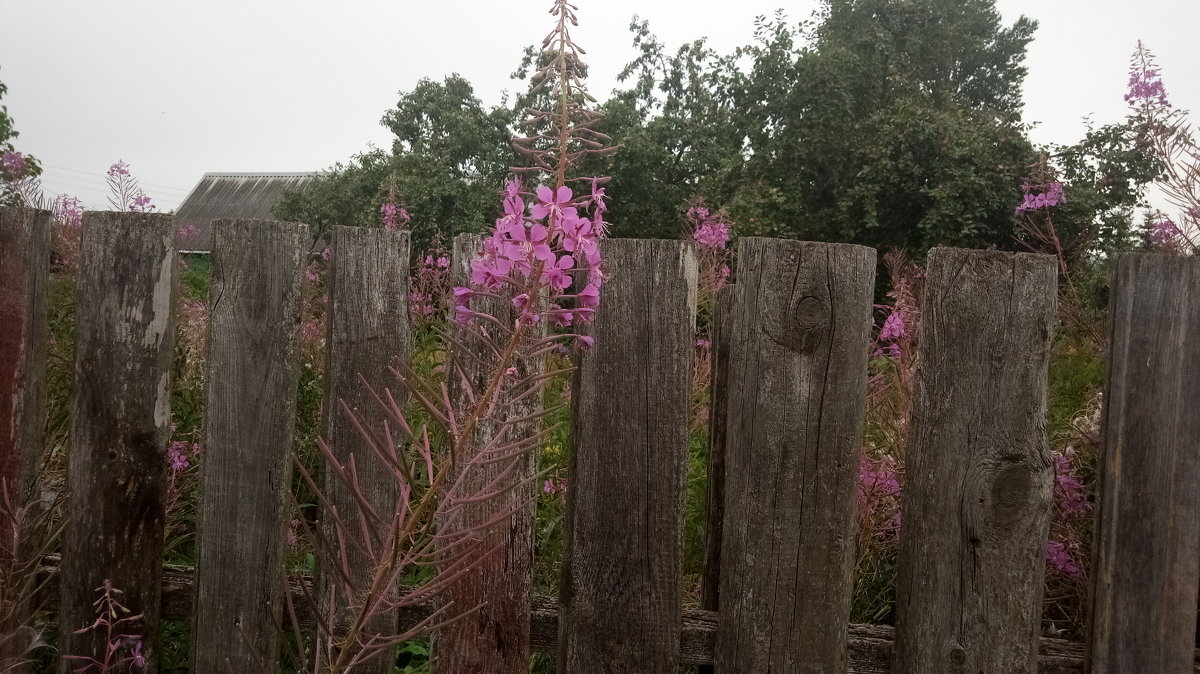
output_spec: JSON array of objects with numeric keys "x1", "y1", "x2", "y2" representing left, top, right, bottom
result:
[{"x1": 175, "y1": 172, "x2": 320, "y2": 251}]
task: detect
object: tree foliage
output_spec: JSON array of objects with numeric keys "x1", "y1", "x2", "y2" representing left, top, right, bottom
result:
[
  {"x1": 276, "y1": 0, "x2": 1158, "y2": 260},
  {"x1": 274, "y1": 75, "x2": 516, "y2": 252},
  {"x1": 0, "y1": 69, "x2": 43, "y2": 207}
]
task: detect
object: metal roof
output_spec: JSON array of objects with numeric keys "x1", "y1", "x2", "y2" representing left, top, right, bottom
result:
[{"x1": 175, "y1": 172, "x2": 321, "y2": 251}]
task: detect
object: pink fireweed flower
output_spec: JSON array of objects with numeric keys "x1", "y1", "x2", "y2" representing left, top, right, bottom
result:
[
  {"x1": 53, "y1": 194, "x2": 84, "y2": 229},
  {"x1": 1053, "y1": 451, "x2": 1090, "y2": 518},
  {"x1": 168, "y1": 441, "x2": 191, "y2": 471},
  {"x1": 544, "y1": 254, "x2": 575, "y2": 290},
  {"x1": 1149, "y1": 216, "x2": 1184, "y2": 251},
  {"x1": 1045, "y1": 539, "x2": 1081, "y2": 579},
  {"x1": 107, "y1": 160, "x2": 131, "y2": 178},
  {"x1": 1015, "y1": 181, "x2": 1065, "y2": 215},
  {"x1": 879, "y1": 311, "x2": 906, "y2": 341},
  {"x1": 531, "y1": 185, "x2": 573, "y2": 223},
  {"x1": 129, "y1": 191, "x2": 156, "y2": 212},
  {"x1": 457, "y1": 178, "x2": 607, "y2": 329},
  {"x1": 1125, "y1": 45, "x2": 1171, "y2": 109},
  {"x1": 693, "y1": 219, "x2": 731, "y2": 249},
  {"x1": 1, "y1": 150, "x2": 27, "y2": 176}
]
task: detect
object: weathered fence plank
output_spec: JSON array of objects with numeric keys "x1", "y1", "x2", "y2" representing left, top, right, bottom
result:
[
  {"x1": 191, "y1": 220, "x2": 307, "y2": 673},
  {"x1": 318, "y1": 226, "x2": 411, "y2": 674},
  {"x1": 0, "y1": 208, "x2": 50, "y2": 671},
  {"x1": 714, "y1": 238, "x2": 875, "y2": 673},
  {"x1": 58, "y1": 212, "x2": 178, "y2": 672},
  {"x1": 1087, "y1": 253, "x2": 1200, "y2": 673},
  {"x1": 430, "y1": 234, "x2": 541, "y2": 673},
  {"x1": 558, "y1": 239, "x2": 697, "y2": 673},
  {"x1": 892, "y1": 248, "x2": 1057, "y2": 673}
]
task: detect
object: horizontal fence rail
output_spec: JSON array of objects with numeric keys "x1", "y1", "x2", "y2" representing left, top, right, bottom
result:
[
  {"x1": 28, "y1": 559, "x2": 1200, "y2": 672},
  {"x1": 2, "y1": 207, "x2": 1198, "y2": 673}
]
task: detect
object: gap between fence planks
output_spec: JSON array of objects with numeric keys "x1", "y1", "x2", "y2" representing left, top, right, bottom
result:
[
  {"x1": 558, "y1": 239, "x2": 698, "y2": 673},
  {"x1": 58, "y1": 212, "x2": 178, "y2": 673},
  {"x1": 892, "y1": 248, "x2": 1058, "y2": 673},
  {"x1": 0, "y1": 208, "x2": 50, "y2": 672},
  {"x1": 431, "y1": 234, "x2": 540, "y2": 673},
  {"x1": 318, "y1": 226, "x2": 410, "y2": 674},
  {"x1": 715, "y1": 238, "x2": 876, "y2": 673},
  {"x1": 1087, "y1": 253, "x2": 1200, "y2": 672},
  {"x1": 191, "y1": 219, "x2": 307, "y2": 674}
]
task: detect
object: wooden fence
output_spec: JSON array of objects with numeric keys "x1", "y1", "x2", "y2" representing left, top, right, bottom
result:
[{"x1": 1, "y1": 207, "x2": 1198, "y2": 673}]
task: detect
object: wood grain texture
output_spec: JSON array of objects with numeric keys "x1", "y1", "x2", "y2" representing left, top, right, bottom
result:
[
  {"x1": 558, "y1": 239, "x2": 697, "y2": 673},
  {"x1": 1087, "y1": 253, "x2": 1200, "y2": 673},
  {"x1": 430, "y1": 234, "x2": 540, "y2": 674},
  {"x1": 714, "y1": 238, "x2": 875, "y2": 674},
  {"x1": 319, "y1": 226, "x2": 411, "y2": 674},
  {"x1": 58, "y1": 212, "x2": 178, "y2": 673},
  {"x1": 0, "y1": 208, "x2": 50, "y2": 671},
  {"x1": 893, "y1": 248, "x2": 1057, "y2": 674},
  {"x1": 31, "y1": 559, "x2": 1200, "y2": 671},
  {"x1": 191, "y1": 219, "x2": 306, "y2": 674}
]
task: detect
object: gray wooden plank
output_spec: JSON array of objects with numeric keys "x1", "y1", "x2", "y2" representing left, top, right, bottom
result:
[
  {"x1": 714, "y1": 238, "x2": 875, "y2": 673},
  {"x1": 557, "y1": 239, "x2": 697, "y2": 673},
  {"x1": 58, "y1": 211, "x2": 178, "y2": 672},
  {"x1": 317, "y1": 226, "x2": 411, "y2": 673},
  {"x1": 430, "y1": 233, "x2": 539, "y2": 674},
  {"x1": 892, "y1": 247, "x2": 1058, "y2": 674},
  {"x1": 190, "y1": 219, "x2": 307, "y2": 673},
  {"x1": 0, "y1": 208, "x2": 51, "y2": 671},
  {"x1": 1087, "y1": 253, "x2": 1200, "y2": 673}
]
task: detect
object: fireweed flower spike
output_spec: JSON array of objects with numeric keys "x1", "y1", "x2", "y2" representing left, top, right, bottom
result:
[
  {"x1": 1124, "y1": 41, "x2": 1199, "y2": 253},
  {"x1": 296, "y1": 2, "x2": 616, "y2": 672}
]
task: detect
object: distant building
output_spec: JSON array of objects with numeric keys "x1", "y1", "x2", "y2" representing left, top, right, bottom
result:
[{"x1": 175, "y1": 172, "x2": 320, "y2": 252}]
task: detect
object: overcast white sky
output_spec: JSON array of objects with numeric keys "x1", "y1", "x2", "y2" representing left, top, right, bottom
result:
[{"x1": 1, "y1": 0, "x2": 1197, "y2": 212}]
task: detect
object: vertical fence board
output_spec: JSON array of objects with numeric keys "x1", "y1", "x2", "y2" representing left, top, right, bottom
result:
[
  {"x1": 58, "y1": 212, "x2": 177, "y2": 672},
  {"x1": 892, "y1": 248, "x2": 1057, "y2": 673},
  {"x1": 557, "y1": 239, "x2": 697, "y2": 673},
  {"x1": 0, "y1": 208, "x2": 50, "y2": 670},
  {"x1": 431, "y1": 234, "x2": 539, "y2": 673},
  {"x1": 1087, "y1": 253, "x2": 1200, "y2": 673},
  {"x1": 714, "y1": 238, "x2": 875, "y2": 673},
  {"x1": 191, "y1": 220, "x2": 306, "y2": 673},
  {"x1": 318, "y1": 226, "x2": 410, "y2": 673}
]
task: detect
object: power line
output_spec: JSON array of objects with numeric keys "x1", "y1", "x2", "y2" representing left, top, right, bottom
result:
[{"x1": 43, "y1": 163, "x2": 194, "y2": 194}]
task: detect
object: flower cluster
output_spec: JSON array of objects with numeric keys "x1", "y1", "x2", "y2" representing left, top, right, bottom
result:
[
  {"x1": 409, "y1": 247, "x2": 451, "y2": 325},
  {"x1": 106, "y1": 160, "x2": 155, "y2": 213},
  {"x1": 454, "y1": 179, "x2": 607, "y2": 330},
  {"x1": 1, "y1": 150, "x2": 26, "y2": 176},
  {"x1": 1124, "y1": 44, "x2": 1170, "y2": 109},
  {"x1": 857, "y1": 453, "x2": 902, "y2": 539},
  {"x1": 1045, "y1": 540, "x2": 1081, "y2": 579},
  {"x1": 686, "y1": 201, "x2": 733, "y2": 293},
  {"x1": 688, "y1": 204, "x2": 731, "y2": 250},
  {"x1": 543, "y1": 477, "x2": 568, "y2": 495},
  {"x1": 53, "y1": 194, "x2": 84, "y2": 229},
  {"x1": 379, "y1": 202, "x2": 410, "y2": 231},
  {"x1": 1015, "y1": 180, "x2": 1065, "y2": 215},
  {"x1": 1052, "y1": 451, "x2": 1089, "y2": 518}
]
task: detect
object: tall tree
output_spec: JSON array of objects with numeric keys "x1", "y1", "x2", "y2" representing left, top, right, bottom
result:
[{"x1": 274, "y1": 75, "x2": 515, "y2": 252}]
